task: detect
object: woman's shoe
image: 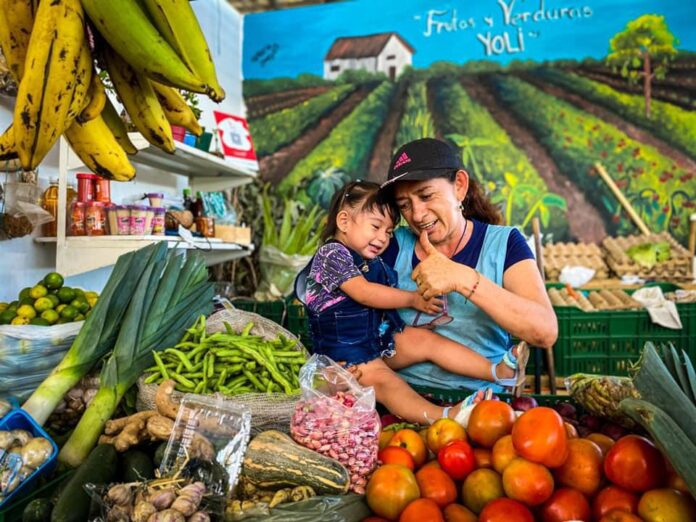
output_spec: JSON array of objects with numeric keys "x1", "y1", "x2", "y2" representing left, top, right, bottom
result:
[{"x1": 491, "y1": 342, "x2": 529, "y2": 388}]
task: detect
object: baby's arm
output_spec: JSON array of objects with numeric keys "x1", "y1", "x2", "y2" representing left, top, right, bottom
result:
[{"x1": 341, "y1": 276, "x2": 442, "y2": 313}]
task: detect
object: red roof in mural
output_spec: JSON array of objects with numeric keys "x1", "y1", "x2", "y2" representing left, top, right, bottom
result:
[{"x1": 324, "y1": 32, "x2": 415, "y2": 60}]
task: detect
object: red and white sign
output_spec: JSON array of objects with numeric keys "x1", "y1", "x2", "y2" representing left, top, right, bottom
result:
[{"x1": 213, "y1": 111, "x2": 259, "y2": 170}]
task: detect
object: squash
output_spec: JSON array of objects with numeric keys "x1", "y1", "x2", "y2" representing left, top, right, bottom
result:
[{"x1": 241, "y1": 430, "x2": 350, "y2": 495}]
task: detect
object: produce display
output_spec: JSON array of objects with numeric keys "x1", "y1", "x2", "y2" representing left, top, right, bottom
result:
[
  {"x1": 603, "y1": 232, "x2": 692, "y2": 280},
  {"x1": 0, "y1": 272, "x2": 98, "y2": 326},
  {"x1": 0, "y1": 428, "x2": 53, "y2": 503},
  {"x1": 543, "y1": 242, "x2": 609, "y2": 282},
  {"x1": 548, "y1": 287, "x2": 641, "y2": 311}
]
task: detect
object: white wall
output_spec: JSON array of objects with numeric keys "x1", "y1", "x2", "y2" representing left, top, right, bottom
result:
[
  {"x1": 0, "y1": 0, "x2": 244, "y2": 302},
  {"x1": 324, "y1": 56, "x2": 378, "y2": 80},
  {"x1": 376, "y1": 36, "x2": 412, "y2": 78}
]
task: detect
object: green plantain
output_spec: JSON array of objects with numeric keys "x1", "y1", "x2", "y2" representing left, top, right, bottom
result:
[{"x1": 152, "y1": 81, "x2": 203, "y2": 136}]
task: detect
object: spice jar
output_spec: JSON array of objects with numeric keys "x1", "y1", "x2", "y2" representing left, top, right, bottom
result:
[
  {"x1": 76, "y1": 173, "x2": 97, "y2": 203},
  {"x1": 94, "y1": 177, "x2": 111, "y2": 204},
  {"x1": 130, "y1": 205, "x2": 148, "y2": 235},
  {"x1": 195, "y1": 216, "x2": 215, "y2": 238},
  {"x1": 85, "y1": 201, "x2": 106, "y2": 236},
  {"x1": 152, "y1": 208, "x2": 166, "y2": 235},
  {"x1": 70, "y1": 202, "x2": 87, "y2": 236}
]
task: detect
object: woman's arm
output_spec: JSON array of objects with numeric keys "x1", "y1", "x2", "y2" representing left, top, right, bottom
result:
[{"x1": 341, "y1": 276, "x2": 442, "y2": 314}]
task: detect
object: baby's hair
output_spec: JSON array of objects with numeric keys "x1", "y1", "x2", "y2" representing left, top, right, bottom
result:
[{"x1": 322, "y1": 180, "x2": 399, "y2": 242}]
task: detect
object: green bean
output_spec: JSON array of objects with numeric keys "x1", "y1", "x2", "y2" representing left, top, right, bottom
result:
[
  {"x1": 207, "y1": 353, "x2": 216, "y2": 378},
  {"x1": 176, "y1": 362, "x2": 183, "y2": 374},
  {"x1": 244, "y1": 361, "x2": 256, "y2": 371},
  {"x1": 194, "y1": 381, "x2": 205, "y2": 394},
  {"x1": 170, "y1": 372, "x2": 196, "y2": 389},
  {"x1": 211, "y1": 349, "x2": 244, "y2": 358},
  {"x1": 243, "y1": 370, "x2": 266, "y2": 392},
  {"x1": 241, "y1": 322, "x2": 254, "y2": 336},
  {"x1": 215, "y1": 369, "x2": 228, "y2": 390},
  {"x1": 144, "y1": 372, "x2": 160, "y2": 384},
  {"x1": 153, "y1": 352, "x2": 170, "y2": 380},
  {"x1": 224, "y1": 321, "x2": 234, "y2": 335},
  {"x1": 164, "y1": 348, "x2": 195, "y2": 371}
]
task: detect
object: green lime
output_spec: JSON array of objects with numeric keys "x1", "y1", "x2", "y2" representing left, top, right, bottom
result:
[
  {"x1": 16, "y1": 305, "x2": 37, "y2": 320},
  {"x1": 0, "y1": 310, "x2": 16, "y2": 324},
  {"x1": 70, "y1": 298, "x2": 90, "y2": 314},
  {"x1": 56, "y1": 318, "x2": 69, "y2": 324},
  {"x1": 11, "y1": 316, "x2": 29, "y2": 325},
  {"x1": 74, "y1": 313, "x2": 85, "y2": 321},
  {"x1": 34, "y1": 297, "x2": 54, "y2": 312},
  {"x1": 72, "y1": 288, "x2": 86, "y2": 300},
  {"x1": 18, "y1": 287, "x2": 32, "y2": 301},
  {"x1": 41, "y1": 309, "x2": 59, "y2": 325},
  {"x1": 59, "y1": 305, "x2": 78, "y2": 321},
  {"x1": 87, "y1": 296, "x2": 98, "y2": 309},
  {"x1": 85, "y1": 291, "x2": 99, "y2": 300},
  {"x1": 43, "y1": 272, "x2": 64, "y2": 290},
  {"x1": 57, "y1": 287, "x2": 76, "y2": 304},
  {"x1": 0, "y1": 303, "x2": 7, "y2": 312},
  {"x1": 8, "y1": 300, "x2": 18, "y2": 309},
  {"x1": 29, "y1": 285, "x2": 48, "y2": 299},
  {"x1": 56, "y1": 304, "x2": 67, "y2": 314},
  {"x1": 30, "y1": 317, "x2": 50, "y2": 326},
  {"x1": 47, "y1": 294, "x2": 60, "y2": 307},
  {"x1": 19, "y1": 297, "x2": 35, "y2": 307}
]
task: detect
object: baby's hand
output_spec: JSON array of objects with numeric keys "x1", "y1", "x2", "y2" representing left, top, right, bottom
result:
[{"x1": 412, "y1": 293, "x2": 444, "y2": 314}]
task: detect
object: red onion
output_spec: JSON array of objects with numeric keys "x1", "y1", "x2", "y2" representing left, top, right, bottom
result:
[
  {"x1": 510, "y1": 396, "x2": 538, "y2": 412},
  {"x1": 552, "y1": 402, "x2": 577, "y2": 421}
]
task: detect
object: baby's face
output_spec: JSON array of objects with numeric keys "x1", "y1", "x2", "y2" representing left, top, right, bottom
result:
[{"x1": 347, "y1": 208, "x2": 395, "y2": 259}]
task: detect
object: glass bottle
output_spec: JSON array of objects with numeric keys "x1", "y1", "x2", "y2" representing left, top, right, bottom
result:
[
  {"x1": 183, "y1": 188, "x2": 194, "y2": 212},
  {"x1": 42, "y1": 178, "x2": 59, "y2": 237},
  {"x1": 191, "y1": 191, "x2": 204, "y2": 218},
  {"x1": 65, "y1": 181, "x2": 78, "y2": 237}
]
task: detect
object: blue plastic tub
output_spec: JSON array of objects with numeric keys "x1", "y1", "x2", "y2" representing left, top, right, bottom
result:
[{"x1": 0, "y1": 409, "x2": 58, "y2": 509}]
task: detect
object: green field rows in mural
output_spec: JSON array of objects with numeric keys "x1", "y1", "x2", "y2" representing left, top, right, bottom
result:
[
  {"x1": 249, "y1": 84, "x2": 355, "y2": 157},
  {"x1": 394, "y1": 81, "x2": 436, "y2": 149},
  {"x1": 538, "y1": 69, "x2": 696, "y2": 160},
  {"x1": 280, "y1": 81, "x2": 396, "y2": 192},
  {"x1": 495, "y1": 76, "x2": 695, "y2": 243},
  {"x1": 431, "y1": 77, "x2": 568, "y2": 238}
]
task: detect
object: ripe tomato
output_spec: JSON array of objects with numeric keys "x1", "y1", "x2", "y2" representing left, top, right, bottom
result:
[
  {"x1": 462, "y1": 468, "x2": 504, "y2": 514},
  {"x1": 512, "y1": 407, "x2": 568, "y2": 468},
  {"x1": 442, "y1": 503, "x2": 477, "y2": 522},
  {"x1": 603, "y1": 435, "x2": 666, "y2": 492},
  {"x1": 473, "y1": 447, "x2": 492, "y2": 469},
  {"x1": 427, "y1": 418, "x2": 467, "y2": 454},
  {"x1": 399, "y1": 498, "x2": 444, "y2": 522},
  {"x1": 564, "y1": 421, "x2": 578, "y2": 439},
  {"x1": 479, "y1": 498, "x2": 535, "y2": 522},
  {"x1": 421, "y1": 459, "x2": 442, "y2": 470},
  {"x1": 586, "y1": 432, "x2": 615, "y2": 457},
  {"x1": 598, "y1": 510, "x2": 643, "y2": 522},
  {"x1": 491, "y1": 434, "x2": 517, "y2": 474},
  {"x1": 366, "y1": 464, "x2": 420, "y2": 520},
  {"x1": 363, "y1": 518, "x2": 390, "y2": 522},
  {"x1": 379, "y1": 446, "x2": 416, "y2": 471},
  {"x1": 554, "y1": 438, "x2": 604, "y2": 496},
  {"x1": 539, "y1": 487, "x2": 591, "y2": 522},
  {"x1": 415, "y1": 466, "x2": 457, "y2": 508},
  {"x1": 437, "y1": 440, "x2": 475, "y2": 481},
  {"x1": 467, "y1": 400, "x2": 516, "y2": 448},
  {"x1": 389, "y1": 429, "x2": 428, "y2": 469},
  {"x1": 502, "y1": 457, "x2": 555, "y2": 506},
  {"x1": 592, "y1": 485, "x2": 640, "y2": 519},
  {"x1": 379, "y1": 430, "x2": 395, "y2": 450}
]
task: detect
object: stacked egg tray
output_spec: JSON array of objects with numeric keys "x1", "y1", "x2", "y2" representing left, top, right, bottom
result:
[
  {"x1": 543, "y1": 242, "x2": 609, "y2": 281},
  {"x1": 547, "y1": 287, "x2": 642, "y2": 312},
  {"x1": 602, "y1": 232, "x2": 693, "y2": 281}
]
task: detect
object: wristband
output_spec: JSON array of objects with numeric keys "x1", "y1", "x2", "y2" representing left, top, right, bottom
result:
[{"x1": 465, "y1": 270, "x2": 480, "y2": 302}]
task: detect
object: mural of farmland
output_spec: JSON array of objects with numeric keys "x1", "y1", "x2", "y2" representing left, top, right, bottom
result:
[{"x1": 243, "y1": 0, "x2": 696, "y2": 244}]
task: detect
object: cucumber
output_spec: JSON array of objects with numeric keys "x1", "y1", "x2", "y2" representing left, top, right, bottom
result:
[
  {"x1": 22, "y1": 498, "x2": 53, "y2": 522},
  {"x1": 119, "y1": 449, "x2": 154, "y2": 482},
  {"x1": 51, "y1": 444, "x2": 118, "y2": 522}
]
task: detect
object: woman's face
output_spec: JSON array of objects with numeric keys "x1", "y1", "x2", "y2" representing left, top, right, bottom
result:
[{"x1": 393, "y1": 172, "x2": 468, "y2": 245}]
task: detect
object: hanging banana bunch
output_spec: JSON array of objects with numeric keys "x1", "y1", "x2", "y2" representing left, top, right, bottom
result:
[{"x1": 0, "y1": 0, "x2": 226, "y2": 181}]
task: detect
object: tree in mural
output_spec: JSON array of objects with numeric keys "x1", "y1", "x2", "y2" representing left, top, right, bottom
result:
[
  {"x1": 606, "y1": 15, "x2": 677, "y2": 118},
  {"x1": 305, "y1": 166, "x2": 351, "y2": 209},
  {"x1": 446, "y1": 133, "x2": 499, "y2": 180},
  {"x1": 492, "y1": 173, "x2": 567, "y2": 230}
]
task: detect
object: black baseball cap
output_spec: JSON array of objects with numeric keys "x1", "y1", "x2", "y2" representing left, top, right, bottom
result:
[{"x1": 381, "y1": 138, "x2": 463, "y2": 189}]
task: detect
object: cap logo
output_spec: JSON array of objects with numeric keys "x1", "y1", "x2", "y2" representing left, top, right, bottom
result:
[{"x1": 394, "y1": 152, "x2": 411, "y2": 170}]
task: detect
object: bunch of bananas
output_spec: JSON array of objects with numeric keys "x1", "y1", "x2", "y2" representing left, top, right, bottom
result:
[{"x1": 0, "y1": 0, "x2": 224, "y2": 181}]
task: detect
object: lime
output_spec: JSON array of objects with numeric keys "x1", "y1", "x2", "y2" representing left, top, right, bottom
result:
[
  {"x1": 29, "y1": 285, "x2": 48, "y2": 299},
  {"x1": 0, "y1": 310, "x2": 16, "y2": 324},
  {"x1": 56, "y1": 304, "x2": 67, "y2": 314},
  {"x1": 70, "y1": 298, "x2": 90, "y2": 314},
  {"x1": 87, "y1": 296, "x2": 98, "y2": 309},
  {"x1": 57, "y1": 287, "x2": 76, "y2": 304},
  {"x1": 74, "y1": 313, "x2": 85, "y2": 321},
  {"x1": 43, "y1": 272, "x2": 64, "y2": 290},
  {"x1": 84, "y1": 291, "x2": 99, "y2": 300},
  {"x1": 19, "y1": 297, "x2": 35, "y2": 307},
  {"x1": 11, "y1": 316, "x2": 29, "y2": 325},
  {"x1": 47, "y1": 294, "x2": 60, "y2": 307},
  {"x1": 34, "y1": 297, "x2": 54, "y2": 312},
  {"x1": 30, "y1": 317, "x2": 50, "y2": 326},
  {"x1": 18, "y1": 287, "x2": 32, "y2": 301},
  {"x1": 16, "y1": 305, "x2": 37, "y2": 320},
  {"x1": 72, "y1": 288, "x2": 86, "y2": 300},
  {"x1": 8, "y1": 300, "x2": 18, "y2": 309},
  {"x1": 0, "y1": 303, "x2": 7, "y2": 312},
  {"x1": 41, "y1": 309, "x2": 59, "y2": 325},
  {"x1": 59, "y1": 305, "x2": 78, "y2": 321},
  {"x1": 56, "y1": 318, "x2": 69, "y2": 324}
]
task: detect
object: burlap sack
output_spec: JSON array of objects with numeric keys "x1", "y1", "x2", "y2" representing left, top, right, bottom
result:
[{"x1": 137, "y1": 307, "x2": 306, "y2": 434}]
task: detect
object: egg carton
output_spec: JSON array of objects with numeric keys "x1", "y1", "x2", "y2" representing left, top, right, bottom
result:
[
  {"x1": 548, "y1": 287, "x2": 642, "y2": 312},
  {"x1": 543, "y1": 242, "x2": 609, "y2": 281},
  {"x1": 602, "y1": 232, "x2": 692, "y2": 280}
]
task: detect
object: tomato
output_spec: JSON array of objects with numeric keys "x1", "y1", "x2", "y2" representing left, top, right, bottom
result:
[
  {"x1": 637, "y1": 488, "x2": 696, "y2": 522},
  {"x1": 473, "y1": 447, "x2": 492, "y2": 469},
  {"x1": 379, "y1": 446, "x2": 416, "y2": 471},
  {"x1": 399, "y1": 498, "x2": 444, "y2": 522},
  {"x1": 415, "y1": 466, "x2": 457, "y2": 508},
  {"x1": 512, "y1": 407, "x2": 568, "y2": 468},
  {"x1": 437, "y1": 440, "x2": 475, "y2": 481},
  {"x1": 667, "y1": 471, "x2": 690, "y2": 493},
  {"x1": 427, "y1": 418, "x2": 467, "y2": 454},
  {"x1": 366, "y1": 464, "x2": 420, "y2": 520},
  {"x1": 539, "y1": 487, "x2": 591, "y2": 522},
  {"x1": 479, "y1": 498, "x2": 535, "y2": 522},
  {"x1": 462, "y1": 468, "x2": 504, "y2": 514},
  {"x1": 491, "y1": 434, "x2": 517, "y2": 474},
  {"x1": 379, "y1": 430, "x2": 395, "y2": 450},
  {"x1": 564, "y1": 421, "x2": 578, "y2": 439},
  {"x1": 586, "y1": 432, "x2": 615, "y2": 457},
  {"x1": 442, "y1": 503, "x2": 477, "y2": 522},
  {"x1": 593, "y1": 486, "x2": 640, "y2": 519},
  {"x1": 554, "y1": 438, "x2": 604, "y2": 496},
  {"x1": 421, "y1": 460, "x2": 442, "y2": 470},
  {"x1": 502, "y1": 457, "x2": 555, "y2": 506},
  {"x1": 389, "y1": 429, "x2": 428, "y2": 469},
  {"x1": 467, "y1": 400, "x2": 516, "y2": 448},
  {"x1": 363, "y1": 518, "x2": 390, "y2": 522},
  {"x1": 604, "y1": 435, "x2": 666, "y2": 492},
  {"x1": 599, "y1": 509, "x2": 643, "y2": 522}
]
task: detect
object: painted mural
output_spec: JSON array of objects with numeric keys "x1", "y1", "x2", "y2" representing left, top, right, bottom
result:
[{"x1": 242, "y1": 0, "x2": 696, "y2": 244}]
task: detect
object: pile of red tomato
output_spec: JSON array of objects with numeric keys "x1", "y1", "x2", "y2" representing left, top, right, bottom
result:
[{"x1": 365, "y1": 401, "x2": 695, "y2": 521}]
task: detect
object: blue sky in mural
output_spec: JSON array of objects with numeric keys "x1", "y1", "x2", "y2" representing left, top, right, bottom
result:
[{"x1": 243, "y1": 0, "x2": 696, "y2": 79}]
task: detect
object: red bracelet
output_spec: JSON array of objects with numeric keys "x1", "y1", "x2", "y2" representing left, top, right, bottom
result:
[{"x1": 465, "y1": 270, "x2": 480, "y2": 302}]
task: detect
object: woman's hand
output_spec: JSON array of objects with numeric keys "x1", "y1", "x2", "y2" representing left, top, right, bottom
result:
[
  {"x1": 411, "y1": 293, "x2": 444, "y2": 314},
  {"x1": 412, "y1": 231, "x2": 465, "y2": 299}
]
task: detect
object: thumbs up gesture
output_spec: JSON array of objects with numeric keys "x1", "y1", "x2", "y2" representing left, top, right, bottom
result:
[{"x1": 412, "y1": 231, "x2": 457, "y2": 300}]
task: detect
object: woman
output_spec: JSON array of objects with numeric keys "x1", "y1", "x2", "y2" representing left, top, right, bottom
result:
[{"x1": 380, "y1": 137, "x2": 558, "y2": 392}]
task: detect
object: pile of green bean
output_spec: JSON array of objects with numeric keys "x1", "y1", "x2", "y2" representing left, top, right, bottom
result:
[{"x1": 144, "y1": 315, "x2": 307, "y2": 395}]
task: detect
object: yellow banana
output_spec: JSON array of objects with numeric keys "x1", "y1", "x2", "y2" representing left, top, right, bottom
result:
[
  {"x1": 141, "y1": 0, "x2": 225, "y2": 102},
  {"x1": 64, "y1": 115, "x2": 136, "y2": 182},
  {"x1": 65, "y1": 40, "x2": 94, "y2": 123},
  {"x1": 0, "y1": 125, "x2": 17, "y2": 160},
  {"x1": 80, "y1": 0, "x2": 206, "y2": 94},
  {"x1": 0, "y1": 0, "x2": 36, "y2": 82},
  {"x1": 102, "y1": 96, "x2": 138, "y2": 155},
  {"x1": 151, "y1": 81, "x2": 203, "y2": 136},
  {"x1": 14, "y1": 0, "x2": 85, "y2": 170},
  {"x1": 77, "y1": 70, "x2": 107, "y2": 123},
  {"x1": 103, "y1": 46, "x2": 174, "y2": 153}
]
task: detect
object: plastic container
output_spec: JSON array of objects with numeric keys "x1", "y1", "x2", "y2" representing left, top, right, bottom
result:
[
  {"x1": 0, "y1": 409, "x2": 59, "y2": 509},
  {"x1": 69, "y1": 201, "x2": 86, "y2": 236},
  {"x1": 114, "y1": 205, "x2": 130, "y2": 235},
  {"x1": 0, "y1": 470, "x2": 74, "y2": 522},
  {"x1": 41, "y1": 178, "x2": 59, "y2": 237},
  {"x1": 129, "y1": 205, "x2": 147, "y2": 235},
  {"x1": 146, "y1": 192, "x2": 164, "y2": 207},
  {"x1": 85, "y1": 201, "x2": 106, "y2": 236},
  {"x1": 152, "y1": 207, "x2": 166, "y2": 235},
  {"x1": 183, "y1": 132, "x2": 197, "y2": 147},
  {"x1": 94, "y1": 177, "x2": 110, "y2": 204},
  {"x1": 195, "y1": 216, "x2": 215, "y2": 237},
  {"x1": 76, "y1": 173, "x2": 96, "y2": 203},
  {"x1": 171, "y1": 125, "x2": 186, "y2": 143}
]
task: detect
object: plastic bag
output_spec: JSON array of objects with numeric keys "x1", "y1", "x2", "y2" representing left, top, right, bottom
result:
[
  {"x1": 3, "y1": 181, "x2": 53, "y2": 228},
  {"x1": 290, "y1": 355, "x2": 379, "y2": 494},
  {"x1": 0, "y1": 322, "x2": 82, "y2": 401},
  {"x1": 255, "y1": 245, "x2": 312, "y2": 299},
  {"x1": 226, "y1": 493, "x2": 371, "y2": 522}
]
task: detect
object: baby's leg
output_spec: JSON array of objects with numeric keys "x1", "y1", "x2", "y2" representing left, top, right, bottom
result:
[
  {"x1": 356, "y1": 358, "x2": 461, "y2": 424},
  {"x1": 388, "y1": 326, "x2": 515, "y2": 382}
]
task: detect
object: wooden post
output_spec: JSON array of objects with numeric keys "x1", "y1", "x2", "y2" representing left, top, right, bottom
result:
[
  {"x1": 689, "y1": 214, "x2": 696, "y2": 256},
  {"x1": 594, "y1": 162, "x2": 651, "y2": 235}
]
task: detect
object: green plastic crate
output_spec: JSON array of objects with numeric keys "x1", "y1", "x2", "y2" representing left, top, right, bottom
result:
[
  {"x1": 230, "y1": 299, "x2": 287, "y2": 327},
  {"x1": 0, "y1": 470, "x2": 74, "y2": 522},
  {"x1": 287, "y1": 303, "x2": 312, "y2": 350},
  {"x1": 412, "y1": 385, "x2": 578, "y2": 409}
]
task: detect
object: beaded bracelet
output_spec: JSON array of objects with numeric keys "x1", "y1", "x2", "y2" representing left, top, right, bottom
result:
[{"x1": 465, "y1": 269, "x2": 481, "y2": 302}]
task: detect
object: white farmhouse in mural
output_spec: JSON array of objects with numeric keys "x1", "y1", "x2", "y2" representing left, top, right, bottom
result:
[{"x1": 323, "y1": 32, "x2": 415, "y2": 81}]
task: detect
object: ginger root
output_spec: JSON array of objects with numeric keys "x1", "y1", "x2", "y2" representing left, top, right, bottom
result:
[{"x1": 155, "y1": 380, "x2": 179, "y2": 420}]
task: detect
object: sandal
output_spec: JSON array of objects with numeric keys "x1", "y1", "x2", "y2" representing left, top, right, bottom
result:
[
  {"x1": 491, "y1": 342, "x2": 529, "y2": 388},
  {"x1": 451, "y1": 387, "x2": 493, "y2": 425}
]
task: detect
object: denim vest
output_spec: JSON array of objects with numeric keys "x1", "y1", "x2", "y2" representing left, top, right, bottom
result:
[
  {"x1": 392, "y1": 225, "x2": 514, "y2": 392},
  {"x1": 294, "y1": 243, "x2": 405, "y2": 366}
]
